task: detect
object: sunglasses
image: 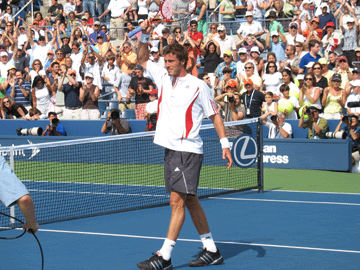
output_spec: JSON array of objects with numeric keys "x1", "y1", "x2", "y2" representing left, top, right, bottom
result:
[
  {"x1": 295, "y1": 45, "x2": 302, "y2": 47},
  {"x1": 204, "y1": 77, "x2": 210, "y2": 80},
  {"x1": 223, "y1": 71, "x2": 232, "y2": 73},
  {"x1": 210, "y1": 27, "x2": 216, "y2": 29},
  {"x1": 218, "y1": 30, "x2": 224, "y2": 33},
  {"x1": 313, "y1": 67, "x2": 321, "y2": 70},
  {"x1": 175, "y1": 31, "x2": 181, "y2": 33},
  {"x1": 223, "y1": 55, "x2": 231, "y2": 58},
  {"x1": 290, "y1": 26, "x2": 297, "y2": 29},
  {"x1": 88, "y1": 56, "x2": 94, "y2": 59},
  {"x1": 34, "y1": 63, "x2": 41, "y2": 65},
  {"x1": 332, "y1": 80, "x2": 341, "y2": 83},
  {"x1": 339, "y1": 60, "x2": 347, "y2": 63},
  {"x1": 85, "y1": 77, "x2": 93, "y2": 79},
  {"x1": 269, "y1": 66, "x2": 276, "y2": 68},
  {"x1": 305, "y1": 78, "x2": 313, "y2": 81},
  {"x1": 245, "y1": 67, "x2": 253, "y2": 69},
  {"x1": 3, "y1": 100, "x2": 9, "y2": 103},
  {"x1": 69, "y1": 73, "x2": 76, "y2": 76}
]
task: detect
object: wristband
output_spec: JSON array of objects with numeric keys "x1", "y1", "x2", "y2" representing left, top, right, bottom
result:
[
  {"x1": 140, "y1": 33, "x2": 151, "y2": 44},
  {"x1": 220, "y1": 138, "x2": 230, "y2": 149}
]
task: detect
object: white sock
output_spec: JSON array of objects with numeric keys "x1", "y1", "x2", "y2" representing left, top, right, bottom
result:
[
  {"x1": 200, "y1": 232, "x2": 217, "y2": 253},
  {"x1": 159, "y1": 238, "x2": 176, "y2": 261}
]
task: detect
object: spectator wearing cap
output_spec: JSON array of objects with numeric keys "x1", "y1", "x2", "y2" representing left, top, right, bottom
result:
[
  {"x1": 236, "y1": 47, "x2": 258, "y2": 75},
  {"x1": 236, "y1": 34, "x2": 264, "y2": 57},
  {"x1": 47, "y1": 0, "x2": 64, "y2": 24},
  {"x1": 79, "y1": 16, "x2": 94, "y2": 36},
  {"x1": 262, "y1": 111, "x2": 293, "y2": 139},
  {"x1": 117, "y1": 41, "x2": 138, "y2": 73},
  {"x1": 14, "y1": 45, "x2": 29, "y2": 75},
  {"x1": 94, "y1": 34, "x2": 115, "y2": 58},
  {"x1": 322, "y1": 73, "x2": 346, "y2": 119},
  {"x1": 336, "y1": 55, "x2": 353, "y2": 89},
  {"x1": 236, "y1": 12, "x2": 264, "y2": 41},
  {"x1": 250, "y1": 47, "x2": 264, "y2": 75},
  {"x1": 58, "y1": 69, "x2": 83, "y2": 119},
  {"x1": 214, "y1": 25, "x2": 237, "y2": 61},
  {"x1": 283, "y1": 45, "x2": 300, "y2": 75},
  {"x1": 17, "y1": 25, "x2": 27, "y2": 47},
  {"x1": 318, "y1": 57, "x2": 334, "y2": 83},
  {"x1": 79, "y1": 72, "x2": 100, "y2": 119},
  {"x1": 345, "y1": 79, "x2": 360, "y2": 117},
  {"x1": 74, "y1": 0, "x2": 84, "y2": 18},
  {"x1": 217, "y1": 66, "x2": 235, "y2": 96},
  {"x1": 29, "y1": 20, "x2": 45, "y2": 41},
  {"x1": 150, "y1": 47, "x2": 165, "y2": 68},
  {"x1": 318, "y1": 2, "x2": 335, "y2": 34},
  {"x1": 299, "y1": 40, "x2": 321, "y2": 73},
  {"x1": 58, "y1": 34, "x2": 72, "y2": 56},
  {"x1": 128, "y1": 64, "x2": 154, "y2": 119},
  {"x1": 89, "y1": 21, "x2": 107, "y2": 45},
  {"x1": 82, "y1": 0, "x2": 96, "y2": 23},
  {"x1": 298, "y1": 104, "x2": 329, "y2": 139},
  {"x1": 241, "y1": 78, "x2": 265, "y2": 118},
  {"x1": 322, "y1": 22, "x2": 342, "y2": 57},
  {"x1": 299, "y1": 0, "x2": 312, "y2": 23},
  {"x1": 344, "y1": 67, "x2": 360, "y2": 96},
  {"x1": 286, "y1": 22, "x2": 303, "y2": 46},
  {"x1": 150, "y1": 16, "x2": 165, "y2": 49},
  {"x1": 99, "y1": 0, "x2": 131, "y2": 40},
  {"x1": 80, "y1": 47, "x2": 103, "y2": 90},
  {"x1": 340, "y1": 15, "x2": 360, "y2": 64},
  {"x1": 27, "y1": 28, "x2": 57, "y2": 68},
  {"x1": 214, "y1": 50, "x2": 237, "y2": 96},
  {"x1": 334, "y1": 1, "x2": 355, "y2": 28},
  {"x1": 215, "y1": 79, "x2": 244, "y2": 122},
  {"x1": 247, "y1": 0, "x2": 263, "y2": 22},
  {"x1": 302, "y1": 18, "x2": 323, "y2": 41},
  {"x1": 268, "y1": 11, "x2": 284, "y2": 38},
  {"x1": 265, "y1": 28, "x2": 287, "y2": 62},
  {"x1": 183, "y1": 39, "x2": 198, "y2": 77},
  {"x1": 0, "y1": 50, "x2": 16, "y2": 79}
]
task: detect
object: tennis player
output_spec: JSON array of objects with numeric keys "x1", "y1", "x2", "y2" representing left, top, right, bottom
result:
[
  {"x1": 136, "y1": 20, "x2": 233, "y2": 270},
  {"x1": 0, "y1": 156, "x2": 39, "y2": 233}
]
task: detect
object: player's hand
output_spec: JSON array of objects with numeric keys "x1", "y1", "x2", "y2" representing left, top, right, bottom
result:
[
  {"x1": 23, "y1": 221, "x2": 39, "y2": 234},
  {"x1": 222, "y1": 148, "x2": 233, "y2": 169}
]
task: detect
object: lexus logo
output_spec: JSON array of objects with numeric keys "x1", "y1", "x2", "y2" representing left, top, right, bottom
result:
[{"x1": 231, "y1": 135, "x2": 258, "y2": 168}]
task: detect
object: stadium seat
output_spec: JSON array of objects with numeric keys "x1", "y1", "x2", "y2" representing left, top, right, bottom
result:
[{"x1": 121, "y1": 109, "x2": 136, "y2": 119}]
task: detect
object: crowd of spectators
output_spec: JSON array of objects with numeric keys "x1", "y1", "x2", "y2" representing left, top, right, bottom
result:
[{"x1": 0, "y1": 0, "x2": 359, "y2": 146}]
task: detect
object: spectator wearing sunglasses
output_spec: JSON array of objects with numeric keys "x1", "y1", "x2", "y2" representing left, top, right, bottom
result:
[
  {"x1": 265, "y1": 28, "x2": 287, "y2": 62},
  {"x1": 213, "y1": 50, "x2": 237, "y2": 96},
  {"x1": 335, "y1": 55, "x2": 353, "y2": 90},
  {"x1": 298, "y1": 104, "x2": 329, "y2": 139},
  {"x1": 285, "y1": 22, "x2": 304, "y2": 46}
]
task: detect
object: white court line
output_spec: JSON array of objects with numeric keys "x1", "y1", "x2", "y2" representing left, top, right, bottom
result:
[
  {"x1": 208, "y1": 197, "x2": 360, "y2": 206},
  {"x1": 268, "y1": 190, "x2": 360, "y2": 196},
  {"x1": 36, "y1": 228, "x2": 360, "y2": 254}
]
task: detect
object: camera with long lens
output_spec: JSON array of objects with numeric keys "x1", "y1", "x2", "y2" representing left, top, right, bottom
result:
[
  {"x1": 149, "y1": 113, "x2": 157, "y2": 125},
  {"x1": 110, "y1": 110, "x2": 120, "y2": 120},
  {"x1": 17, "y1": 127, "x2": 43, "y2": 136},
  {"x1": 325, "y1": 131, "x2": 347, "y2": 139},
  {"x1": 270, "y1": 115, "x2": 277, "y2": 122},
  {"x1": 228, "y1": 96, "x2": 235, "y2": 103},
  {"x1": 50, "y1": 118, "x2": 59, "y2": 128}
]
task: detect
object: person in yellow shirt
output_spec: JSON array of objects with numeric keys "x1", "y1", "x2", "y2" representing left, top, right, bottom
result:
[{"x1": 116, "y1": 41, "x2": 138, "y2": 73}]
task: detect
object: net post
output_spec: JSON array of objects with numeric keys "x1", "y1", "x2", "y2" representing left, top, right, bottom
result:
[
  {"x1": 9, "y1": 146, "x2": 16, "y2": 227},
  {"x1": 257, "y1": 118, "x2": 264, "y2": 193}
]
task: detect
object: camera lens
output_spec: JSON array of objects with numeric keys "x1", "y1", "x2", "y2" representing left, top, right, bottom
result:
[{"x1": 111, "y1": 111, "x2": 120, "y2": 119}]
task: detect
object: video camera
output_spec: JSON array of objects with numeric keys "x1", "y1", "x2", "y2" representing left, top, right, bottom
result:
[{"x1": 17, "y1": 127, "x2": 43, "y2": 136}]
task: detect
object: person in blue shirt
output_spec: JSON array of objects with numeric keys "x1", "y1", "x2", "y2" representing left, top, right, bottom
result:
[
  {"x1": 299, "y1": 40, "x2": 322, "y2": 73},
  {"x1": 88, "y1": 21, "x2": 107, "y2": 45},
  {"x1": 42, "y1": 112, "x2": 66, "y2": 136}
]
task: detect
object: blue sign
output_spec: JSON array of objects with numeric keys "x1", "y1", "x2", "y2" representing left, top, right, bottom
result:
[{"x1": 231, "y1": 135, "x2": 258, "y2": 168}]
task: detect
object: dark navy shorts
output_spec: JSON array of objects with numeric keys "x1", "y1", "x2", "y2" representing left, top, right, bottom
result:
[{"x1": 164, "y1": 149, "x2": 203, "y2": 195}]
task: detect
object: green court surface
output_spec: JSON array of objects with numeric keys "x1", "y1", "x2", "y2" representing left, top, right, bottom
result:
[{"x1": 265, "y1": 168, "x2": 360, "y2": 194}]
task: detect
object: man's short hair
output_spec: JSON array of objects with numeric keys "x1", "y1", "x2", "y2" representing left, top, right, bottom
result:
[
  {"x1": 222, "y1": 66, "x2": 232, "y2": 73},
  {"x1": 16, "y1": 70, "x2": 24, "y2": 75},
  {"x1": 328, "y1": 50, "x2": 337, "y2": 57},
  {"x1": 162, "y1": 28, "x2": 170, "y2": 34},
  {"x1": 198, "y1": 72, "x2": 208, "y2": 80},
  {"x1": 128, "y1": 63, "x2": 136, "y2": 70},
  {"x1": 190, "y1": 20, "x2": 198, "y2": 26},
  {"x1": 48, "y1": 112, "x2": 57, "y2": 118},
  {"x1": 163, "y1": 43, "x2": 188, "y2": 69},
  {"x1": 308, "y1": 40, "x2": 321, "y2": 50},
  {"x1": 51, "y1": 61, "x2": 60, "y2": 67},
  {"x1": 38, "y1": 36, "x2": 45, "y2": 41}
]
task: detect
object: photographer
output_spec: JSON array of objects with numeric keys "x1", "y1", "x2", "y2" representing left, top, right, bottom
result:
[
  {"x1": 145, "y1": 113, "x2": 157, "y2": 132},
  {"x1": 334, "y1": 114, "x2": 360, "y2": 165},
  {"x1": 43, "y1": 112, "x2": 66, "y2": 136},
  {"x1": 263, "y1": 112, "x2": 292, "y2": 139},
  {"x1": 298, "y1": 104, "x2": 329, "y2": 139},
  {"x1": 101, "y1": 108, "x2": 131, "y2": 135}
]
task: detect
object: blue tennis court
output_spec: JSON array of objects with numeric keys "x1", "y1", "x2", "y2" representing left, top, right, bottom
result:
[{"x1": 1, "y1": 190, "x2": 359, "y2": 270}]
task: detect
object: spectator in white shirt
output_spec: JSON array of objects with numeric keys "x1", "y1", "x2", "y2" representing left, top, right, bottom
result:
[
  {"x1": 27, "y1": 28, "x2": 56, "y2": 68},
  {"x1": 237, "y1": 11, "x2": 264, "y2": 41},
  {"x1": 101, "y1": 54, "x2": 121, "y2": 109},
  {"x1": 150, "y1": 47, "x2": 165, "y2": 68},
  {"x1": 0, "y1": 50, "x2": 16, "y2": 78},
  {"x1": 81, "y1": 46, "x2": 103, "y2": 90},
  {"x1": 63, "y1": 0, "x2": 76, "y2": 16},
  {"x1": 262, "y1": 111, "x2": 293, "y2": 138},
  {"x1": 214, "y1": 24, "x2": 237, "y2": 61}
]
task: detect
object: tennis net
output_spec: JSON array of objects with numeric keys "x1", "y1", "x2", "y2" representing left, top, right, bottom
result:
[{"x1": 0, "y1": 118, "x2": 263, "y2": 229}]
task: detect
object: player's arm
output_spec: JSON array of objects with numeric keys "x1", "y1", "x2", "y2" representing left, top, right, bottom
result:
[
  {"x1": 138, "y1": 20, "x2": 153, "y2": 70},
  {"x1": 210, "y1": 113, "x2": 233, "y2": 169}
]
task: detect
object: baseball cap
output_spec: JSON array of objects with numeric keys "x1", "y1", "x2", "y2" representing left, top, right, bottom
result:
[
  {"x1": 32, "y1": 20, "x2": 39, "y2": 25},
  {"x1": 150, "y1": 47, "x2": 159, "y2": 53},
  {"x1": 68, "y1": 69, "x2": 76, "y2": 75},
  {"x1": 295, "y1": 35, "x2": 305, "y2": 43},
  {"x1": 318, "y1": 58, "x2": 328, "y2": 65},
  {"x1": 94, "y1": 21, "x2": 101, "y2": 26},
  {"x1": 308, "y1": 104, "x2": 322, "y2": 111},
  {"x1": 138, "y1": 19, "x2": 144, "y2": 24},
  {"x1": 245, "y1": 11, "x2": 253, "y2": 17},
  {"x1": 0, "y1": 51, "x2": 8, "y2": 57},
  {"x1": 332, "y1": 73, "x2": 342, "y2": 81},
  {"x1": 338, "y1": 55, "x2": 348, "y2": 62},
  {"x1": 311, "y1": 17, "x2": 320, "y2": 23},
  {"x1": 7, "y1": 65, "x2": 15, "y2": 70},
  {"x1": 61, "y1": 34, "x2": 70, "y2": 39},
  {"x1": 297, "y1": 74, "x2": 305, "y2": 80},
  {"x1": 326, "y1": 22, "x2": 335, "y2": 28},
  {"x1": 82, "y1": 35, "x2": 88, "y2": 40},
  {"x1": 347, "y1": 17, "x2": 355, "y2": 23},
  {"x1": 244, "y1": 79, "x2": 253, "y2": 85},
  {"x1": 350, "y1": 79, "x2": 360, "y2": 86},
  {"x1": 268, "y1": 11, "x2": 277, "y2": 18},
  {"x1": 85, "y1": 72, "x2": 94, "y2": 78},
  {"x1": 305, "y1": 62, "x2": 315, "y2": 68},
  {"x1": 47, "y1": 50, "x2": 54, "y2": 55},
  {"x1": 17, "y1": 45, "x2": 23, "y2": 50},
  {"x1": 226, "y1": 79, "x2": 237, "y2": 88},
  {"x1": 238, "y1": 47, "x2": 247, "y2": 54},
  {"x1": 303, "y1": 0, "x2": 312, "y2": 4},
  {"x1": 223, "y1": 50, "x2": 232, "y2": 57},
  {"x1": 81, "y1": 16, "x2": 88, "y2": 20},
  {"x1": 289, "y1": 22, "x2": 298, "y2": 28},
  {"x1": 149, "y1": 89, "x2": 158, "y2": 95},
  {"x1": 320, "y1": 2, "x2": 328, "y2": 8},
  {"x1": 217, "y1": 25, "x2": 226, "y2": 31},
  {"x1": 135, "y1": 64, "x2": 143, "y2": 70},
  {"x1": 96, "y1": 34, "x2": 103, "y2": 39},
  {"x1": 250, "y1": 47, "x2": 260, "y2": 54},
  {"x1": 271, "y1": 31, "x2": 279, "y2": 37}
]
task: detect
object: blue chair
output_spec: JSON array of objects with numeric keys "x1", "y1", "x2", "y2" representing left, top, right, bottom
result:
[{"x1": 121, "y1": 109, "x2": 136, "y2": 119}]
